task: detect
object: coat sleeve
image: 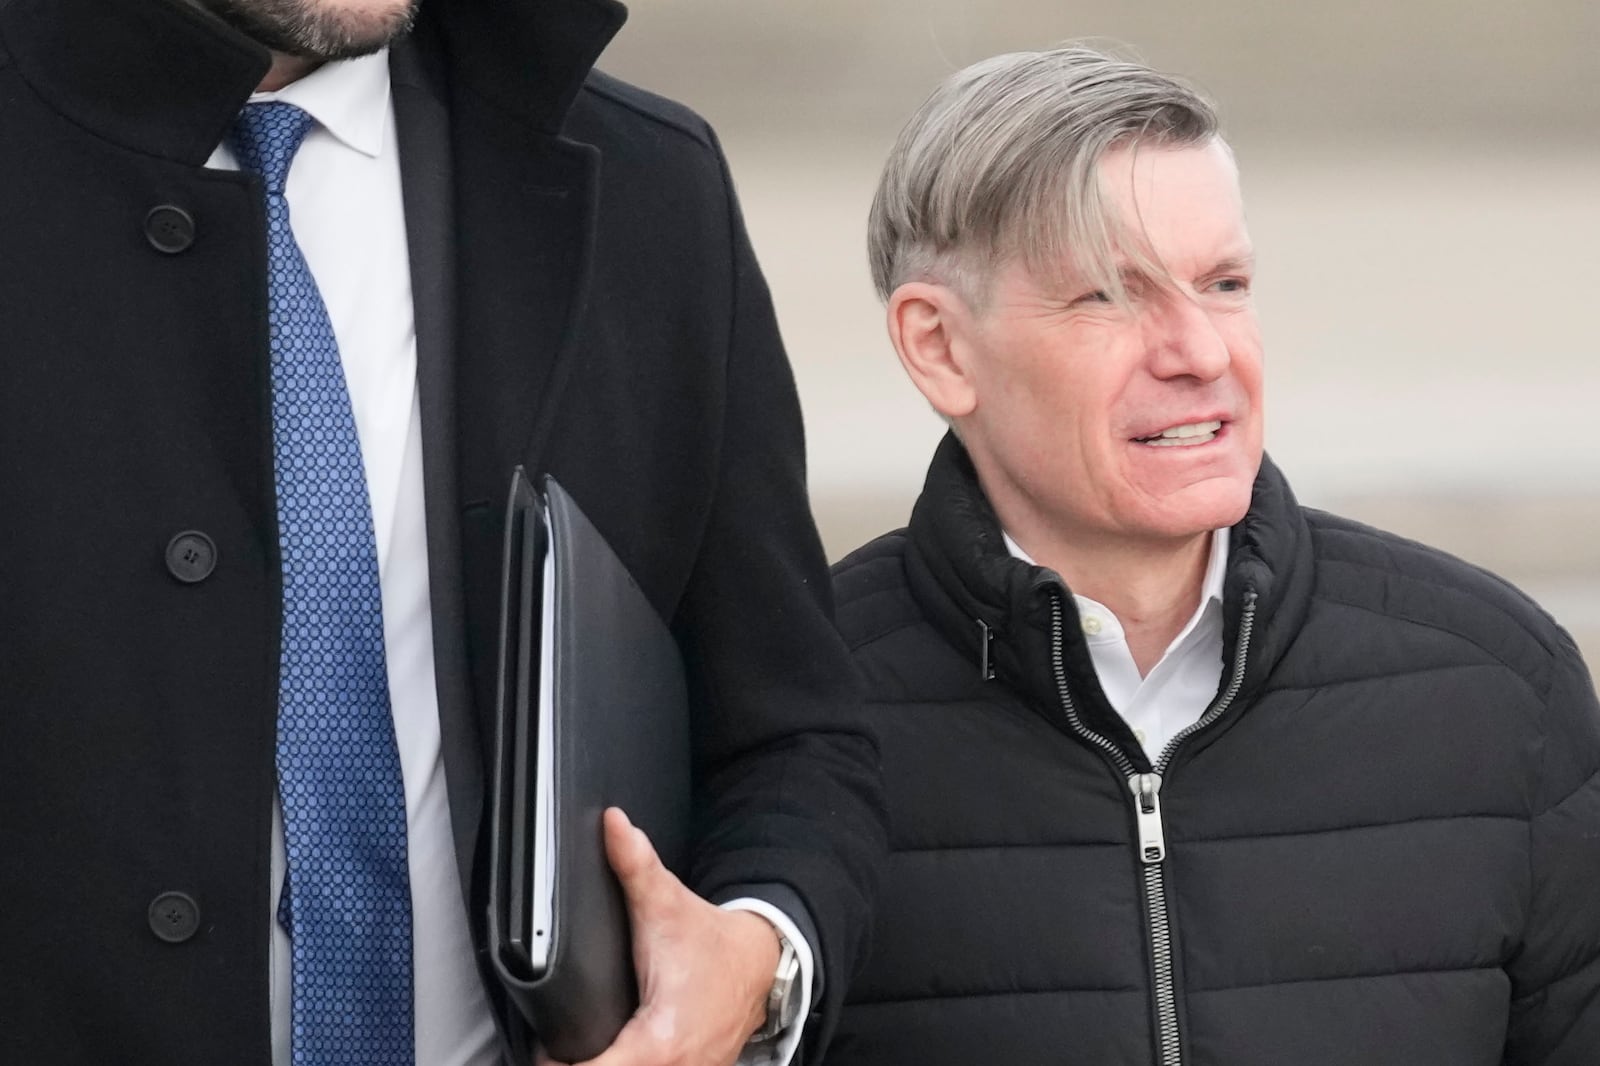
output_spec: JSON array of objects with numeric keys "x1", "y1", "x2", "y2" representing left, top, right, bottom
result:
[
  {"x1": 1503, "y1": 632, "x2": 1600, "y2": 1064},
  {"x1": 669, "y1": 126, "x2": 886, "y2": 1054}
]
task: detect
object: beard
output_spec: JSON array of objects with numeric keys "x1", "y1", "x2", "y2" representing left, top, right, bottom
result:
[{"x1": 193, "y1": 0, "x2": 421, "y2": 61}]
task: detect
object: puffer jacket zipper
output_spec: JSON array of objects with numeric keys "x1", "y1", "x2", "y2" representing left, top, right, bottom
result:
[{"x1": 1047, "y1": 587, "x2": 1259, "y2": 1066}]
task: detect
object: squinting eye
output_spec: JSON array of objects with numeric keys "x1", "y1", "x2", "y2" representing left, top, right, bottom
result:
[
  {"x1": 1071, "y1": 290, "x2": 1112, "y2": 306},
  {"x1": 1212, "y1": 277, "x2": 1251, "y2": 294}
]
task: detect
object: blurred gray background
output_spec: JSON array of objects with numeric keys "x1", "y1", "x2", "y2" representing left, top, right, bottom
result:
[{"x1": 600, "y1": 0, "x2": 1600, "y2": 666}]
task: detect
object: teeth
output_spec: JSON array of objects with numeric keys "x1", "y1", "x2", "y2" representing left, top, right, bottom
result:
[
  {"x1": 1161, "y1": 420, "x2": 1222, "y2": 438},
  {"x1": 1137, "y1": 420, "x2": 1222, "y2": 446},
  {"x1": 1144, "y1": 434, "x2": 1214, "y2": 447}
]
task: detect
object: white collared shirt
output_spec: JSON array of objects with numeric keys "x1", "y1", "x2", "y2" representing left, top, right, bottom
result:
[
  {"x1": 209, "y1": 51, "x2": 500, "y2": 1066},
  {"x1": 208, "y1": 51, "x2": 810, "y2": 1066},
  {"x1": 1004, "y1": 529, "x2": 1229, "y2": 761}
]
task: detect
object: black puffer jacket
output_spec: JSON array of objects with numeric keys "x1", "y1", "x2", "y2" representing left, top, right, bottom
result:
[{"x1": 826, "y1": 434, "x2": 1600, "y2": 1066}]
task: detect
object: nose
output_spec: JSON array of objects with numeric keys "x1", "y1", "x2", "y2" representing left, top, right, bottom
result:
[{"x1": 1145, "y1": 293, "x2": 1231, "y2": 382}]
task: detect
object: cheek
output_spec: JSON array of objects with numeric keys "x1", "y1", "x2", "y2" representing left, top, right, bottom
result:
[
  {"x1": 981, "y1": 379, "x2": 1095, "y2": 491},
  {"x1": 979, "y1": 353, "x2": 1072, "y2": 436},
  {"x1": 1226, "y1": 316, "x2": 1266, "y2": 387}
]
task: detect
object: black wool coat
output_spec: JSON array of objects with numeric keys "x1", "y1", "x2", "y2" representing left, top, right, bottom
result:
[
  {"x1": 0, "y1": 0, "x2": 884, "y2": 1060},
  {"x1": 825, "y1": 434, "x2": 1600, "y2": 1066}
]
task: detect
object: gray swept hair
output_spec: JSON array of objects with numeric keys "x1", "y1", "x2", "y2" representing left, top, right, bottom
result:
[{"x1": 867, "y1": 44, "x2": 1221, "y2": 308}]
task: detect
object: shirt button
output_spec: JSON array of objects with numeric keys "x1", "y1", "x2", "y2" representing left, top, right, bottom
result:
[
  {"x1": 1082, "y1": 615, "x2": 1103, "y2": 636},
  {"x1": 1134, "y1": 729, "x2": 1148, "y2": 747}
]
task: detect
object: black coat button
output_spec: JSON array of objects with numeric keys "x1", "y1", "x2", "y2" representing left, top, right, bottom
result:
[
  {"x1": 148, "y1": 891, "x2": 200, "y2": 943},
  {"x1": 165, "y1": 531, "x2": 217, "y2": 584},
  {"x1": 145, "y1": 205, "x2": 195, "y2": 254}
]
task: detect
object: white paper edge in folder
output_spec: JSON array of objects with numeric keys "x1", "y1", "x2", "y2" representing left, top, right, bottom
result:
[{"x1": 528, "y1": 505, "x2": 559, "y2": 973}]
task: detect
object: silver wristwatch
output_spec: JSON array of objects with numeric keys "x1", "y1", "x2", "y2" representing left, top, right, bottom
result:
[{"x1": 752, "y1": 930, "x2": 802, "y2": 1042}]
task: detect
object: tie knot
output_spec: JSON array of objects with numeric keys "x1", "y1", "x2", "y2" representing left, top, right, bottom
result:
[{"x1": 228, "y1": 102, "x2": 316, "y2": 195}]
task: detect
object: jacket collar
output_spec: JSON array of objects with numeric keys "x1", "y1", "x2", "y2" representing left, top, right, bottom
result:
[
  {"x1": 431, "y1": 0, "x2": 626, "y2": 135},
  {"x1": 0, "y1": 0, "x2": 269, "y2": 165},
  {"x1": 905, "y1": 432, "x2": 1315, "y2": 748},
  {"x1": 0, "y1": 0, "x2": 627, "y2": 165}
]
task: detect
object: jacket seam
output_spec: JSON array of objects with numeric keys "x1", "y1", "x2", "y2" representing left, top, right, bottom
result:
[
  {"x1": 833, "y1": 550, "x2": 911, "y2": 607},
  {"x1": 887, "y1": 840, "x2": 1128, "y2": 854},
  {"x1": 863, "y1": 694, "x2": 995, "y2": 708},
  {"x1": 1175, "y1": 811, "x2": 1526, "y2": 846},
  {"x1": 1312, "y1": 521, "x2": 1539, "y2": 615},
  {"x1": 1310, "y1": 592, "x2": 1543, "y2": 699},
  {"x1": 845, "y1": 616, "x2": 926, "y2": 654},
  {"x1": 1534, "y1": 706, "x2": 1599, "y2": 820},
  {"x1": 1314, "y1": 550, "x2": 1558, "y2": 666},
  {"x1": 882, "y1": 812, "x2": 1527, "y2": 855},
  {"x1": 1515, "y1": 667, "x2": 1600, "y2": 1004},
  {"x1": 1190, "y1": 962, "x2": 1498, "y2": 996},
  {"x1": 1511, "y1": 932, "x2": 1600, "y2": 1004},
  {"x1": 580, "y1": 77, "x2": 716, "y2": 152},
  {"x1": 1254, "y1": 659, "x2": 1535, "y2": 696},
  {"x1": 846, "y1": 984, "x2": 1143, "y2": 1008},
  {"x1": 1515, "y1": 639, "x2": 1599, "y2": 988},
  {"x1": 836, "y1": 578, "x2": 910, "y2": 613},
  {"x1": 834, "y1": 572, "x2": 909, "y2": 614}
]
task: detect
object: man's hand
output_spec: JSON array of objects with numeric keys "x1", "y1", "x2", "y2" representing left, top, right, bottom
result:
[{"x1": 544, "y1": 807, "x2": 782, "y2": 1066}]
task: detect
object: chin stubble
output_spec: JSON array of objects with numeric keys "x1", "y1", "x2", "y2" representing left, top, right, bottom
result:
[{"x1": 192, "y1": 0, "x2": 421, "y2": 61}]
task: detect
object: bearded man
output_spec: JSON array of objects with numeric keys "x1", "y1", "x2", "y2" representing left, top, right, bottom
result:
[{"x1": 0, "y1": 1, "x2": 883, "y2": 1063}]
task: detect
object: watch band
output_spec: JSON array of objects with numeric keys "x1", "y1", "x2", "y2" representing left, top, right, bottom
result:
[{"x1": 753, "y1": 931, "x2": 802, "y2": 1042}]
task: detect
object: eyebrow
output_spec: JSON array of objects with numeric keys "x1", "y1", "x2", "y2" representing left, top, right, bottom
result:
[
  {"x1": 1205, "y1": 253, "x2": 1256, "y2": 276},
  {"x1": 1114, "y1": 246, "x2": 1255, "y2": 279},
  {"x1": 1109, "y1": 253, "x2": 1255, "y2": 293},
  {"x1": 1053, "y1": 250, "x2": 1256, "y2": 300}
]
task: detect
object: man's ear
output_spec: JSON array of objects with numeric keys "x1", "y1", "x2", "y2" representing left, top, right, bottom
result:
[{"x1": 885, "y1": 282, "x2": 979, "y2": 420}]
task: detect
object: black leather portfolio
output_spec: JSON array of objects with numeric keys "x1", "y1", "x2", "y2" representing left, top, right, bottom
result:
[{"x1": 487, "y1": 469, "x2": 691, "y2": 1063}]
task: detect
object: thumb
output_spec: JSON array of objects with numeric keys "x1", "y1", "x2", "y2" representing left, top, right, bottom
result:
[{"x1": 603, "y1": 807, "x2": 672, "y2": 914}]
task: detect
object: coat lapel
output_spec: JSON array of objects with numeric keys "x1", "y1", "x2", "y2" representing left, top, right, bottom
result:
[
  {"x1": 387, "y1": 0, "x2": 622, "y2": 910},
  {"x1": 450, "y1": 117, "x2": 602, "y2": 510},
  {"x1": 448, "y1": 109, "x2": 604, "y2": 764},
  {"x1": 425, "y1": 0, "x2": 622, "y2": 510},
  {"x1": 390, "y1": 34, "x2": 483, "y2": 906}
]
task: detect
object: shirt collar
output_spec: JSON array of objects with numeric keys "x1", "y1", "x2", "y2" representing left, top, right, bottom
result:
[
  {"x1": 249, "y1": 49, "x2": 391, "y2": 158},
  {"x1": 1003, "y1": 528, "x2": 1230, "y2": 641},
  {"x1": 1197, "y1": 526, "x2": 1230, "y2": 608}
]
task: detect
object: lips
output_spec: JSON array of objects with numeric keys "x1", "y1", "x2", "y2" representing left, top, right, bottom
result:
[{"x1": 1132, "y1": 419, "x2": 1224, "y2": 447}]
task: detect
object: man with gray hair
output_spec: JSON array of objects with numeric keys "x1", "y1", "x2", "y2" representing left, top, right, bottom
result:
[{"x1": 826, "y1": 44, "x2": 1600, "y2": 1065}]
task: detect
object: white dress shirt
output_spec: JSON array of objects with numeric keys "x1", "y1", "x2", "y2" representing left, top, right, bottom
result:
[
  {"x1": 1004, "y1": 529, "x2": 1229, "y2": 762},
  {"x1": 209, "y1": 51, "x2": 809, "y2": 1066}
]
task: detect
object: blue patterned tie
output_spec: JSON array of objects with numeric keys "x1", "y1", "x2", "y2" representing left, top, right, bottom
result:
[{"x1": 230, "y1": 102, "x2": 414, "y2": 1066}]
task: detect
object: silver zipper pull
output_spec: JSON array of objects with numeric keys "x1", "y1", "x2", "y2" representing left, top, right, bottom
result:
[{"x1": 1129, "y1": 773, "x2": 1166, "y2": 864}]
